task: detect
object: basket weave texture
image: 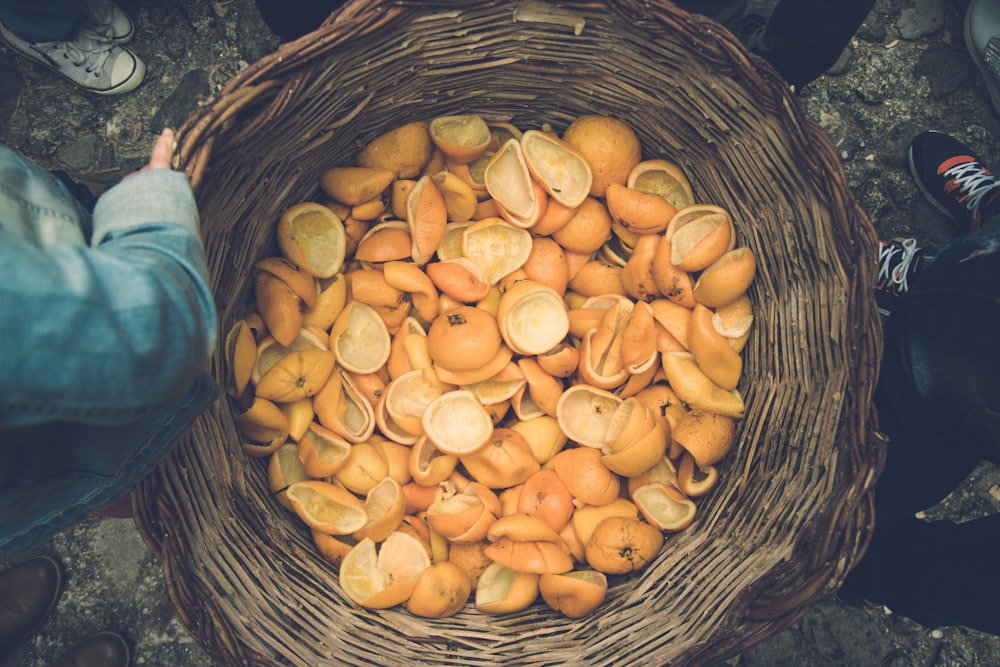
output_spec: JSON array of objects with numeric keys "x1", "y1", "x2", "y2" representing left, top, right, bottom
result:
[{"x1": 134, "y1": 1, "x2": 885, "y2": 665}]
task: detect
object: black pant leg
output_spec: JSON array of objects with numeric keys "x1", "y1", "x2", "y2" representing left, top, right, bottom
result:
[
  {"x1": 854, "y1": 513, "x2": 1000, "y2": 634},
  {"x1": 745, "y1": 0, "x2": 876, "y2": 87},
  {"x1": 254, "y1": 0, "x2": 345, "y2": 41}
]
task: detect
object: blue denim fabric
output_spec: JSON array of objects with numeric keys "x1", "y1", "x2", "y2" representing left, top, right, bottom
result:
[
  {"x1": 0, "y1": 146, "x2": 218, "y2": 558},
  {"x1": 0, "y1": 0, "x2": 81, "y2": 42}
]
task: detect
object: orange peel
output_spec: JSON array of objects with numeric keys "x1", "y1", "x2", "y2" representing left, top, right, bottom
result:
[
  {"x1": 539, "y1": 569, "x2": 608, "y2": 619},
  {"x1": 520, "y1": 129, "x2": 593, "y2": 209},
  {"x1": 474, "y1": 561, "x2": 540, "y2": 614},
  {"x1": 421, "y1": 390, "x2": 494, "y2": 457},
  {"x1": 234, "y1": 396, "x2": 289, "y2": 455},
  {"x1": 224, "y1": 318, "x2": 257, "y2": 399},
  {"x1": 584, "y1": 515, "x2": 663, "y2": 575},
  {"x1": 632, "y1": 482, "x2": 697, "y2": 532},
  {"x1": 255, "y1": 257, "x2": 319, "y2": 311},
  {"x1": 254, "y1": 348, "x2": 336, "y2": 403},
  {"x1": 671, "y1": 409, "x2": 737, "y2": 467},
  {"x1": 276, "y1": 202, "x2": 347, "y2": 279},
  {"x1": 254, "y1": 270, "x2": 304, "y2": 348},
  {"x1": 354, "y1": 221, "x2": 413, "y2": 264},
  {"x1": 406, "y1": 174, "x2": 448, "y2": 265},
  {"x1": 285, "y1": 480, "x2": 367, "y2": 536},
  {"x1": 483, "y1": 138, "x2": 539, "y2": 226},
  {"x1": 688, "y1": 303, "x2": 743, "y2": 391},
  {"x1": 651, "y1": 235, "x2": 696, "y2": 309},
  {"x1": 408, "y1": 435, "x2": 460, "y2": 487},
  {"x1": 675, "y1": 452, "x2": 719, "y2": 497},
  {"x1": 312, "y1": 368, "x2": 376, "y2": 443},
  {"x1": 429, "y1": 113, "x2": 492, "y2": 165},
  {"x1": 660, "y1": 351, "x2": 745, "y2": 418},
  {"x1": 319, "y1": 166, "x2": 395, "y2": 207},
  {"x1": 459, "y1": 427, "x2": 541, "y2": 489},
  {"x1": 692, "y1": 247, "x2": 757, "y2": 308},
  {"x1": 432, "y1": 169, "x2": 480, "y2": 222},
  {"x1": 605, "y1": 182, "x2": 677, "y2": 236},
  {"x1": 495, "y1": 279, "x2": 570, "y2": 357},
  {"x1": 665, "y1": 204, "x2": 735, "y2": 272},
  {"x1": 383, "y1": 260, "x2": 439, "y2": 323},
  {"x1": 627, "y1": 158, "x2": 695, "y2": 210},
  {"x1": 555, "y1": 384, "x2": 622, "y2": 449},
  {"x1": 620, "y1": 233, "x2": 662, "y2": 303}
]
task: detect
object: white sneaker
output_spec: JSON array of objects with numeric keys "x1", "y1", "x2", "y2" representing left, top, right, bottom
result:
[
  {"x1": 79, "y1": 0, "x2": 136, "y2": 44},
  {"x1": 0, "y1": 22, "x2": 144, "y2": 95},
  {"x1": 966, "y1": 0, "x2": 1000, "y2": 115}
]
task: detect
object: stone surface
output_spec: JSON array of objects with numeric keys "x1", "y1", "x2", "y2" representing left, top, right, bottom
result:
[{"x1": 1, "y1": 0, "x2": 999, "y2": 665}]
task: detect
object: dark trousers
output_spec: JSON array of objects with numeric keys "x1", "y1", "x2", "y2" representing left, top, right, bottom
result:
[
  {"x1": 253, "y1": 0, "x2": 874, "y2": 88},
  {"x1": 847, "y1": 220, "x2": 1000, "y2": 635},
  {"x1": 742, "y1": 0, "x2": 877, "y2": 88},
  {"x1": 253, "y1": 0, "x2": 345, "y2": 41},
  {"x1": 0, "y1": 0, "x2": 81, "y2": 41},
  {"x1": 635, "y1": 0, "x2": 879, "y2": 88}
]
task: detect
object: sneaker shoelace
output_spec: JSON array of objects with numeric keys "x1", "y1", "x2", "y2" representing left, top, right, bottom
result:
[
  {"x1": 938, "y1": 155, "x2": 1000, "y2": 223},
  {"x1": 877, "y1": 238, "x2": 919, "y2": 294},
  {"x1": 987, "y1": 38, "x2": 1000, "y2": 80},
  {"x1": 48, "y1": 31, "x2": 114, "y2": 74}
]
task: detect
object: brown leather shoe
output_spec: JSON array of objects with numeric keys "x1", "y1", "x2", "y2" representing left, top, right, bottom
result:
[
  {"x1": 0, "y1": 555, "x2": 63, "y2": 657},
  {"x1": 50, "y1": 631, "x2": 130, "y2": 667}
]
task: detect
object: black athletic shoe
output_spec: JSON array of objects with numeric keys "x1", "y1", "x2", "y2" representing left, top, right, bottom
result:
[{"x1": 908, "y1": 130, "x2": 1000, "y2": 230}]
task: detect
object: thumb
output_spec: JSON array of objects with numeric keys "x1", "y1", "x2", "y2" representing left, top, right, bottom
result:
[{"x1": 147, "y1": 128, "x2": 175, "y2": 170}]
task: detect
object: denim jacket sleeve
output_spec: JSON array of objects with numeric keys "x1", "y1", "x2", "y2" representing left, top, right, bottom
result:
[{"x1": 0, "y1": 168, "x2": 217, "y2": 427}]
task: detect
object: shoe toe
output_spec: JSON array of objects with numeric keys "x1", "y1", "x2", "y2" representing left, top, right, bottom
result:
[
  {"x1": 107, "y1": 50, "x2": 145, "y2": 94},
  {"x1": 0, "y1": 556, "x2": 63, "y2": 654},
  {"x1": 906, "y1": 130, "x2": 939, "y2": 179},
  {"x1": 51, "y1": 631, "x2": 130, "y2": 667}
]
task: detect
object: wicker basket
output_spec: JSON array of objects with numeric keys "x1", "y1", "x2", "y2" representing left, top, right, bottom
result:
[{"x1": 134, "y1": 1, "x2": 885, "y2": 665}]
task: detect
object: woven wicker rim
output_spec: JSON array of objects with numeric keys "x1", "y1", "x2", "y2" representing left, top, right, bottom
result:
[{"x1": 136, "y1": 2, "x2": 885, "y2": 665}]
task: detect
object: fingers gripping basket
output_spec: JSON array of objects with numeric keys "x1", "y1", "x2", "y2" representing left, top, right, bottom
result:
[{"x1": 134, "y1": 1, "x2": 885, "y2": 665}]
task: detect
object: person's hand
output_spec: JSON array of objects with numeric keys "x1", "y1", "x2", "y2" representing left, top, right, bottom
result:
[
  {"x1": 147, "y1": 128, "x2": 175, "y2": 170},
  {"x1": 125, "y1": 128, "x2": 175, "y2": 179}
]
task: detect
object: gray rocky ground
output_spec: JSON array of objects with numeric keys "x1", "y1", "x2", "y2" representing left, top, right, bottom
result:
[{"x1": 1, "y1": 0, "x2": 1000, "y2": 665}]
